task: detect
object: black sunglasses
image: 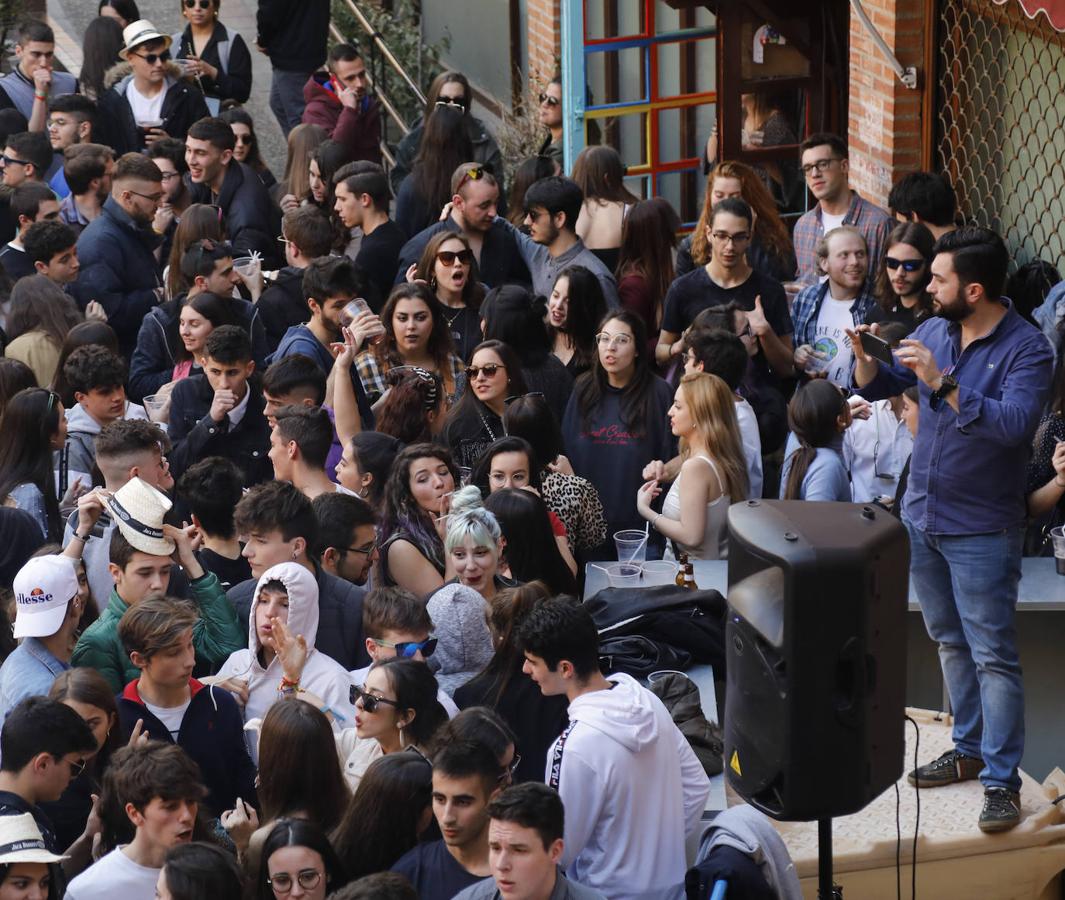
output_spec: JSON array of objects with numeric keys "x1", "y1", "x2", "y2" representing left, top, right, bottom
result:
[
  {"x1": 539, "y1": 92, "x2": 560, "y2": 107},
  {"x1": 885, "y1": 257, "x2": 925, "y2": 273},
  {"x1": 134, "y1": 49, "x2": 171, "y2": 65},
  {"x1": 184, "y1": 0, "x2": 213, "y2": 7},
  {"x1": 350, "y1": 685, "x2": 402, "y2": 713},
  {"x1": 436, "y1": 249, "x2": 473, "y2": 267}
]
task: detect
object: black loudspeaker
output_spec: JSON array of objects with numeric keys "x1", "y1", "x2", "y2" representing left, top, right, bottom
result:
[{"x1": 724, "y1": 500, "x2": 908, "y2": 821}]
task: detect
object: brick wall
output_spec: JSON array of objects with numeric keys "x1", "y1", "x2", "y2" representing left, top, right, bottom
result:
[
  {"x1": 846, "y1": 0, "x2": 928, "y2": 206},
  {"x1": 527, "y1": 0, "x2": 562, "y2": 84}
]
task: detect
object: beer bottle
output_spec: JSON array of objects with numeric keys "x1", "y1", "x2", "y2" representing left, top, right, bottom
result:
[
  {"x1": 683, "y1": 558, "x2": 698, "y2": 590},
  {"x1": 675, "y1": 553, "x2": 688, "y2": 587}
]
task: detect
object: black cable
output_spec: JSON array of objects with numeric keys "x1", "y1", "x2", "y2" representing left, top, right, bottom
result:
[
  {"x1": 894, "y1": 782, "x2": 902, "y2": 900},
  {"x1": 906, "y1": 714, "x2": 920, "y2": 900}
]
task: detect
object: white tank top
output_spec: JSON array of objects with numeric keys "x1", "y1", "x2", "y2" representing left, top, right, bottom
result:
[{"x1": 662, "y1": 454, "x2": 730, "y2": 560}]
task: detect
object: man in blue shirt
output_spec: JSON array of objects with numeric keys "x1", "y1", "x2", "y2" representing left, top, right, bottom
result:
[
  {"x1": 849, "y1": 227, "x2": 1053, "y2": 833},
  {"x1": 0, "y1": 493, "x2": 106, "y2": 722}
]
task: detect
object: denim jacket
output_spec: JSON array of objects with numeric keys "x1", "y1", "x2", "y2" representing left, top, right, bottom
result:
[{"x1": 0, "y1": 638, "x2": 70, "y2": 722}]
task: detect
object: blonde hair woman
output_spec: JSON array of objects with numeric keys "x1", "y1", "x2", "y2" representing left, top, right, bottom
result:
[{"x1": 637, "y1": 372, "x2": 748, "y2": 559}]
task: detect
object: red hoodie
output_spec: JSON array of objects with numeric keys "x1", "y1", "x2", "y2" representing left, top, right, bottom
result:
[{"x1": 301, "y1": 73, "x2": 382, "y2": 165}]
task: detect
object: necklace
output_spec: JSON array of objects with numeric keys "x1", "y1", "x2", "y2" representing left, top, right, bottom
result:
[{"x1": 440, "y1": 305, "x2": 464, "y2": 330}]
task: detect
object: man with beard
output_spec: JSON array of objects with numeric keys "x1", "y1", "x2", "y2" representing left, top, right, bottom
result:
[
  {"x1": 498, "y1": 176, "x2": 618, "y2": 308},
  {"x1": 393, "y1": 163, "x2": 530, "y2": 291},
  {"x1": 72, "y1": 152, "x2": 164, "y2": 358},
  {"x1": 57, "y1": 143, "x2": 113, "y2": 237},
  {"x1": 849, "y1": 227, "x2": 1053, "y2": 834},
  {"x1": 791, "y1": 225, "x2": 877, "y2": 386}
]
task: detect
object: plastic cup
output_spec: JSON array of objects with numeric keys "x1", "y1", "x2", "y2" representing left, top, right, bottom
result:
[
  {"x1": 142, "y1": 394, "x2": 168, "y2": 423},
  {"x1": 340, "y1": 298, "x2": 371, "y2": 328},
  {"x1": 1051, "y1": 526, "x2": 1065, "y2": 576},
  {"x1": 232, "y1": 256, "x2": 260, "y2": 279},
  {"x1": 605, "y1": 563, "x2": 642, "y2": 588},
  {"x1": 640, "y1": 560, "x2": 679, "y2": 585},
  {"x1": 614, "y1": 529, "x2": 648, "y2": 563}
]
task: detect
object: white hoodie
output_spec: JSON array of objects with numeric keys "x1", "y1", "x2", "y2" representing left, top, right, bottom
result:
[
  {"x1": 549, "y1": 673, "x2": 711, "y2": 900},
  {"x1": 214, "y1": 562, "x2": 357, "y2": 764}
]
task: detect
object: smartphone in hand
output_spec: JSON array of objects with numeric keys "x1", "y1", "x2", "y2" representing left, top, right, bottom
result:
[{"x1": 860, "y1": 331, "x2": 895, "y2": 365}]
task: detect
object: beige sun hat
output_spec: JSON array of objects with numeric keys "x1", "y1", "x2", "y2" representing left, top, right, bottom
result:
[
  {"x1": 119, "y1": 20, "x2": 172, "y2": 58},
  {"x1": 105, "y1": 477, "x2": 175, "y2": 557},
  {"x1": 0, "y1": 813, "x2": 68, "y2": 865}
]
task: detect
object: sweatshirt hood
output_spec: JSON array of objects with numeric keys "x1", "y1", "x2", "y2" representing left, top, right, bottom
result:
[
  {"x1": 426, "y1": 583, "x2": 494, "y2": 693},
  {"x1": 65, "y1": 401, "x2": 149, "y2": 436},
  {"x1": 248, "y1": 562, "x2": 320, "y2": 656},
  {"x1": 304, "y1": 72, "x2": 339, "y2": 105},
  {"x1": 567, "y1": 672, "x2": 660, "y2": 752}
]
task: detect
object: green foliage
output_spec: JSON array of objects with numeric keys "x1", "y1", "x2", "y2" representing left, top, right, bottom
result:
[{"x1": 329, "y1": 0, "x2": 450, "y2": 139}]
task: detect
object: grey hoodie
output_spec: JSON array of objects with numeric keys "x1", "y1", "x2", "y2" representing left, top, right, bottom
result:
[
  {"x1": 425, "y1": 582, "x2": 494, "y2": 696},
  {"x1": 62, "y1": 402, "x2": 148, "y2": 479}
]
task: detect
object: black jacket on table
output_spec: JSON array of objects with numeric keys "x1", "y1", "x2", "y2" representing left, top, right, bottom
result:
[
  {"x1": 172, "y1": 22, "x2": 253, "y2": 105},
  {"x1": 117, "y1": 678, "x2": 258, "y2": 816},
  {"x1": 166, "y1": 373, "x2": 273, "y2": 486},
  {"x1": 190, "y1": 161, "x2": 283, "y2": 268},
  {"x1": 256, "y1": 0, "x2": 329, "y2": 73},
  {"x1": 97, "y1": 61, "x2": 211, "y2": 155},
  {"x1": 393, "y1": 216, "x2": 531, "y2": 291},
  {"x1": 227, "y1": 565, "x2": 370, "y2": 670}
]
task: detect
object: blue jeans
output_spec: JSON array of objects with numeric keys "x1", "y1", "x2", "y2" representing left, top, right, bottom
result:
[
  {"x1": 904, "y1": 519, "x2": 1024, "y2": 791},
  {"x1": 269, "y1": 69, "x2": 311, "y2": 136}
]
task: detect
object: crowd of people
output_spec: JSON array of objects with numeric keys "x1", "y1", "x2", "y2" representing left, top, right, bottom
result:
[{"x1": 0, "y1": 1, "x2": 1056, "y2": 897}]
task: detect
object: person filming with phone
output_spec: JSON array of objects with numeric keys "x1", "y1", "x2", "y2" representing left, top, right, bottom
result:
[{"x1": 848, "y1": 227, "x2": 1053, "y2": 833}]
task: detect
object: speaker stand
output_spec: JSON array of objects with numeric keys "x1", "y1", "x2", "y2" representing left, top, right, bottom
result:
[{"x1": 817, "y1": 818, "x2": 843, "y2": 899}]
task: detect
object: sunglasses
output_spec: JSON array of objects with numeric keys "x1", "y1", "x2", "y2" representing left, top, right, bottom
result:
[
  {"x1": 234, "y1": 133, "x2": 253, "y2": 145},
  {"x1": 435, "y1": 97, "x2": 468, "y2": 111},
  {"x1": 466, "y1": 364, "x2": 505, "y2": 380},
  {"x1": 436, "y1": 249, "x2": 473, "y2": 267},
  {"x1": 0, "y1": 154, "x2": 29, "y2": 167},
  {"x1": 184, "y1": 0, "x2": 213, "y2": 7},
  {"x1": 134, "y1": 49, "x2": 171, "y2": 65},
  {"x1": 455, "y1": 165, "x2": 484, "y2": 193},
  {"x1": 350, "y1": 685, "x2": 403, "y2": 713},
  {"x1": 885, "y1": 257, "x2": 925, "y2": 273},
  {"x1": 372, "y1": 636, "x2": 438, "y2": 658},
  {"x1": 539, "y1": 92, "x2": 560, "y2": 107}
]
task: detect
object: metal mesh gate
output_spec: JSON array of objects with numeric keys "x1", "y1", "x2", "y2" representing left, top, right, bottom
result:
[{"x1": 936, "y1": 0, "x2": 1065, "y2": 273}]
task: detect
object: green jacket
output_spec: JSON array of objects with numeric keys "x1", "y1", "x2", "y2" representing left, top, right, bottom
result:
[{"x1": 71, "y1": 570, "x2": 244, "y2": 693}]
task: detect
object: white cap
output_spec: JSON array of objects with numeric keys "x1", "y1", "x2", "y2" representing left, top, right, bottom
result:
[{"x1": 12, "y1": 555, "x2": 78, "y2": 640}]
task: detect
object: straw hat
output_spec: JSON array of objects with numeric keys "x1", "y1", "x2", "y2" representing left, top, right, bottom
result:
[
  {"x1": 106, "y1": 477, "x2": 175, "y2": 557},
  {"x1": 12, "y1": 555, "x2": 79, "y2": 640},
  {"x1": 119, "y1": 20, "x2": 172, "y2": 59},
  {"x1": 0, "y1": 813, "x2": 67, "y2": 865}
]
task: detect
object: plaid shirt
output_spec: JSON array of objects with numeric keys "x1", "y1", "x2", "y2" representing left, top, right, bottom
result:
[
  {"x1": 354, "y1": 350, "x2": 466, "y2": 406},
  {"x1": 791, "y1": 279, "x2": 878, "y2": 350},
  {"x1": 792, "y1": 191, "x2": 893, "y2": 285}
]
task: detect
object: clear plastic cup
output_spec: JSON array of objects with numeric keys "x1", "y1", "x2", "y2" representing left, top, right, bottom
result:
[
  {"x1": 614, "y1": 529, "x2": 648, "y2": 563},
  {"x1": 605, "y1": 563, "x2": 643, "y2": 588},
  {"x1": 232, "y1": 256, "x2": 260, "y2": 279},
  {"x1": 640, "y1": 560, "x2": 679, "y2": 585},
  {"x1": 340, "y1": 298, "x2": 371, "y2": 328},
  {"x1": 142, "y1": 394, "x2": 168, "y2": 423}
]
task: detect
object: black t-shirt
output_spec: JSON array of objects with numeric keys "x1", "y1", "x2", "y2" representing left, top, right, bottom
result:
[
  {"x1": 864, "y1": 300, "x2": 927, "y2": 335},
  {"x1": 390, "y1": 839, "x2": 483, "y2": 900},
  {"x1": 197, "y1": 547, "x2": 252, "y2": 591},
  {"x1": 661, "y1": 266, "x2": 792, "y2": 338},
  {"x1": 357, "y1": 219, "x2": 408, "y2": 312}
]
